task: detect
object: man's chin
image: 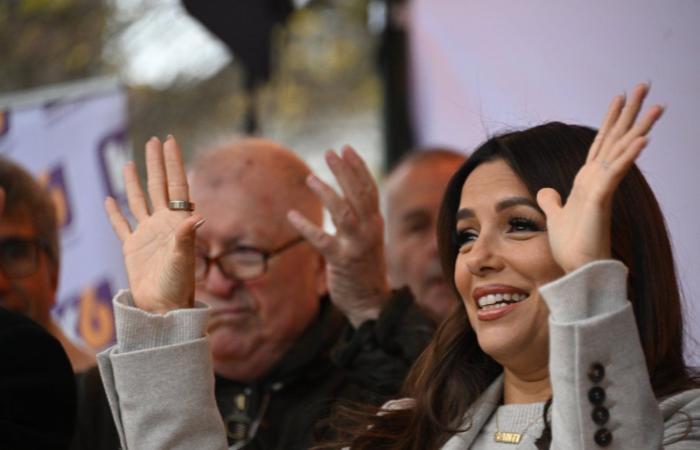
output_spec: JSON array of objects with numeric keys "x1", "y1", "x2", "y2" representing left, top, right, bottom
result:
[
  {"x1": 420, "y1": 285, "x2": 458, "y2": 321},
  {"x1": 0, "y1": 300, "x2": 32, "y2": 318},
  {"x1": 209, "y1": 326, "x2": 256, "y2": 360}
]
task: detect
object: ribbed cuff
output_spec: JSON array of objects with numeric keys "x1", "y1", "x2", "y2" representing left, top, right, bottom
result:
[
  {"x1": 540, "y1": 260, "x2": 629, "y2": 323},
  {"x1": 112, "y1": 290, "x2": 210, "y2": 353}
]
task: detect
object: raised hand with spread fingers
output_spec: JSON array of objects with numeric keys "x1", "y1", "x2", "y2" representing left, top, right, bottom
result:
[
  {"x1": 287, "y1": 145, "x2": 390, "y2": 328},
  {"x1": 104, "y1": 136, "x2": 204, "y2": 314},
  {"x1": 537, "y1": 84, "x2": 664, "y2": 273}
]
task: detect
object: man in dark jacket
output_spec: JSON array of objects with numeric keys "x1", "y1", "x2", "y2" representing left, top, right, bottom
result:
[{"x1": 186, "y1": 138, "x2": 433, "y2": 448}]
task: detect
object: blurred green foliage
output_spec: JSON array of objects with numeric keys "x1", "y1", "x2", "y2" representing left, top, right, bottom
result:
[
  {"x1": 0, "y1": 0, "x2": 112, "y2": 92},
  {"x1": 1, "y1": 0, "x2": 381, "y2": 167}
]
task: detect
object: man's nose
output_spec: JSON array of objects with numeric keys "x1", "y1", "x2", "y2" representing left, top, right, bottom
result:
[
  {"x1": 202, "y1": 264, "x2": 240, "y2": 298},
  {"x1": 426, "y1": 224, "x2": 439, "y2": 255}
]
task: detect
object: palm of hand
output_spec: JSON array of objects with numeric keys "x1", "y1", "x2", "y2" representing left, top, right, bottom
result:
[
  {"x1": 123, "y1": 210, "x2": 194, "y2": 312},
  {"x1": 325, "y1": 213, "x2": 386, "y2": 301},
  {"x1": 541, "y1": 163, "x2": 614, "y2": 273},
  {"x1": 104, "y1": 136, "x2": 202, "y2": 314}
]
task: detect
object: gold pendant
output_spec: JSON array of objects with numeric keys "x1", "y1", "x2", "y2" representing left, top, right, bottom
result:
[{"x1": 494, "y1": 431, "x2": 522, "y2": 444}]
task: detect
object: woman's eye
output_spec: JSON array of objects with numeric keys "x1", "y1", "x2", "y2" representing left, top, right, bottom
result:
[
  {"x1": 455, "y1": 229, "x2": 478, "y2": 250},
  {"x1": 508, "y1": 217, "x2": 542, "y2": 233}
]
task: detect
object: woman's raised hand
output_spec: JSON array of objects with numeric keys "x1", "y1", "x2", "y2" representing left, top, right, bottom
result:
[
  {"x1": 104, "y1": 136, "x2": 204, "y2": 314},
  {"x1": 537, "y1": 84, "x2": 664, "y2": 273}
]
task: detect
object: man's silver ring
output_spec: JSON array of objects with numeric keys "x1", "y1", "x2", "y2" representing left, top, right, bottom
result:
[
  {"x1": 168, "y1": 200, "x2": 195, "y2": 211},
  {"x1": 601, "y1": 160, "x2": 610, "y2": 170}
]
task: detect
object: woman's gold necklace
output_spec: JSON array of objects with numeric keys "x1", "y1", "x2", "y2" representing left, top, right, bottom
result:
[{"x1": 493, "y1": 404, "x2": 544, "y2": 444}]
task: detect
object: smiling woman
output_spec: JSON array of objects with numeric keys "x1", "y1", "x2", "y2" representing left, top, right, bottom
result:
[{"x1": 324, "y1": 85, "x2": 700, "y2": 449}]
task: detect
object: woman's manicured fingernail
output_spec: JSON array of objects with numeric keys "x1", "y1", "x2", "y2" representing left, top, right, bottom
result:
[{"x1": 193, "y1": 218, "x2": 206, "y2": 230}]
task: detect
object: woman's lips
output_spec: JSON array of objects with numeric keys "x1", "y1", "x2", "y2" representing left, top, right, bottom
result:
[
  {"x1": 475, "y1": 301, "x2": 521, "y2": 321},
  {"x1": 471, "y1": 284, "x2": 530, "y2": 321}
]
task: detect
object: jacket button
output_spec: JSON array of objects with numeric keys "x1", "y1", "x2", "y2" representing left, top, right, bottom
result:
[
  {"x1": 591, "y1": 406, "x2": 610, "y2": 425},
  {"x1": 588, "y1": 386, "x2": 606, "y2": 405},
  {"x1": 588, "y1": 363, "x2": 605, "y2": 383},
  {"x1": 594, "y1": 428, "x2": 613, "y2": 447}
]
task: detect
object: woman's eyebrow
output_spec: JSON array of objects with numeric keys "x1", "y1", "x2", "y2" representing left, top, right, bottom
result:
[
  {"x1": 456, "y1": 208, "x2": 474, "y2": 221},
  {"x1": 495, "y1": 196, "x2": 543, "y2": 214},
  {"x1": 456, "y1": 196, "x2": 543, "y2": 221}
]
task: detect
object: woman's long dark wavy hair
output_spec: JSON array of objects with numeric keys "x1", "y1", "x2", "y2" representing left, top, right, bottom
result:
[{"x1": 319, "y1": 122, "x2": 697, "y2": 450}]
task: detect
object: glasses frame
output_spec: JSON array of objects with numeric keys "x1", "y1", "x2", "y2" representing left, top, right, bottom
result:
[
  {"x1": 195, "y1": 236, "x2": 306, "y2": 282},
  {"x1": 0, "y1": 236, "x2": 51, "y2": 279}
]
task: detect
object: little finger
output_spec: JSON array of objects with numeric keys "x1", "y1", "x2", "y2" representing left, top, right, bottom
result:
[{"x1": 104, "y1": 196, "x2": 131, "y2": 242}]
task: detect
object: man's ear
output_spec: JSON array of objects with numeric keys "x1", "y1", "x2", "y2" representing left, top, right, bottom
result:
[{"x1": 315, "y1": 253, "x2": 327, "y2": 297}]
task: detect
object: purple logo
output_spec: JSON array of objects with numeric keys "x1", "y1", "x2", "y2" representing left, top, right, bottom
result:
[
  {"x1": 38, "y1": 164, "x2": 73, "y2": 230},
  {"x1": 55, "y1": 278, "x2": 115, "y2": 351},
  {"x1": 97, "y1": 128, "x2": 129, "y2": 203}
]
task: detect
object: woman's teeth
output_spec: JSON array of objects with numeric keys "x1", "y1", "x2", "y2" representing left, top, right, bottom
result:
[{"x1": 477, "y1": 293, "x2": 529, "y2": 310}]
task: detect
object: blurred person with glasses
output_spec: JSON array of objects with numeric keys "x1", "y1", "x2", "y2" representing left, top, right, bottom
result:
[
  {"x1": 0, "y1": 156, "x2": 95, "y2": 373},
  {"x1": 0, "y1": 170, "x2": 77, "y2": 450}
]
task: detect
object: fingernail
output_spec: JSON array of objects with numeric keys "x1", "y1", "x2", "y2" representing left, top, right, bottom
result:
[
  {"x1": 167, "y1": 134, "x2": 174, "y2": 140},
  {"x1": 193, "y1": 218, "x2": 206, "y2": 230}
]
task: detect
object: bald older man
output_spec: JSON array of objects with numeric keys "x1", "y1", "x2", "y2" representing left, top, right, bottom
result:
[
  {"x1": 97, "y1": 137, "x2": 432, "y2": 450},
  {"x1": 383, "y1": 149, "x2": 467, "y2": 323}
]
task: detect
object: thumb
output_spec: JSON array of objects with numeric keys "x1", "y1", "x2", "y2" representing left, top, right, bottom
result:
[
  {"x1": 536, "y1": 188, "x2": 562, "y2": 219},
  {"x1": 174, "y1": 214, "x2": 205, "y2": 249}
]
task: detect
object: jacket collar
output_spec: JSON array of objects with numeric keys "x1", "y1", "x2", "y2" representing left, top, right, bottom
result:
[{"x1": 441, "y1": 374, "x2": 503, "y2": 449}]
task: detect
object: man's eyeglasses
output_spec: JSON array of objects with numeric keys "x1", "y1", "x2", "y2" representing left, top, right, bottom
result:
[
  {"x1": 0, "y1": 237, "x2": 50, "y2": 279},
  {"x1": 195, "y1": 236, "x2": 306, "y2": 282}
]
